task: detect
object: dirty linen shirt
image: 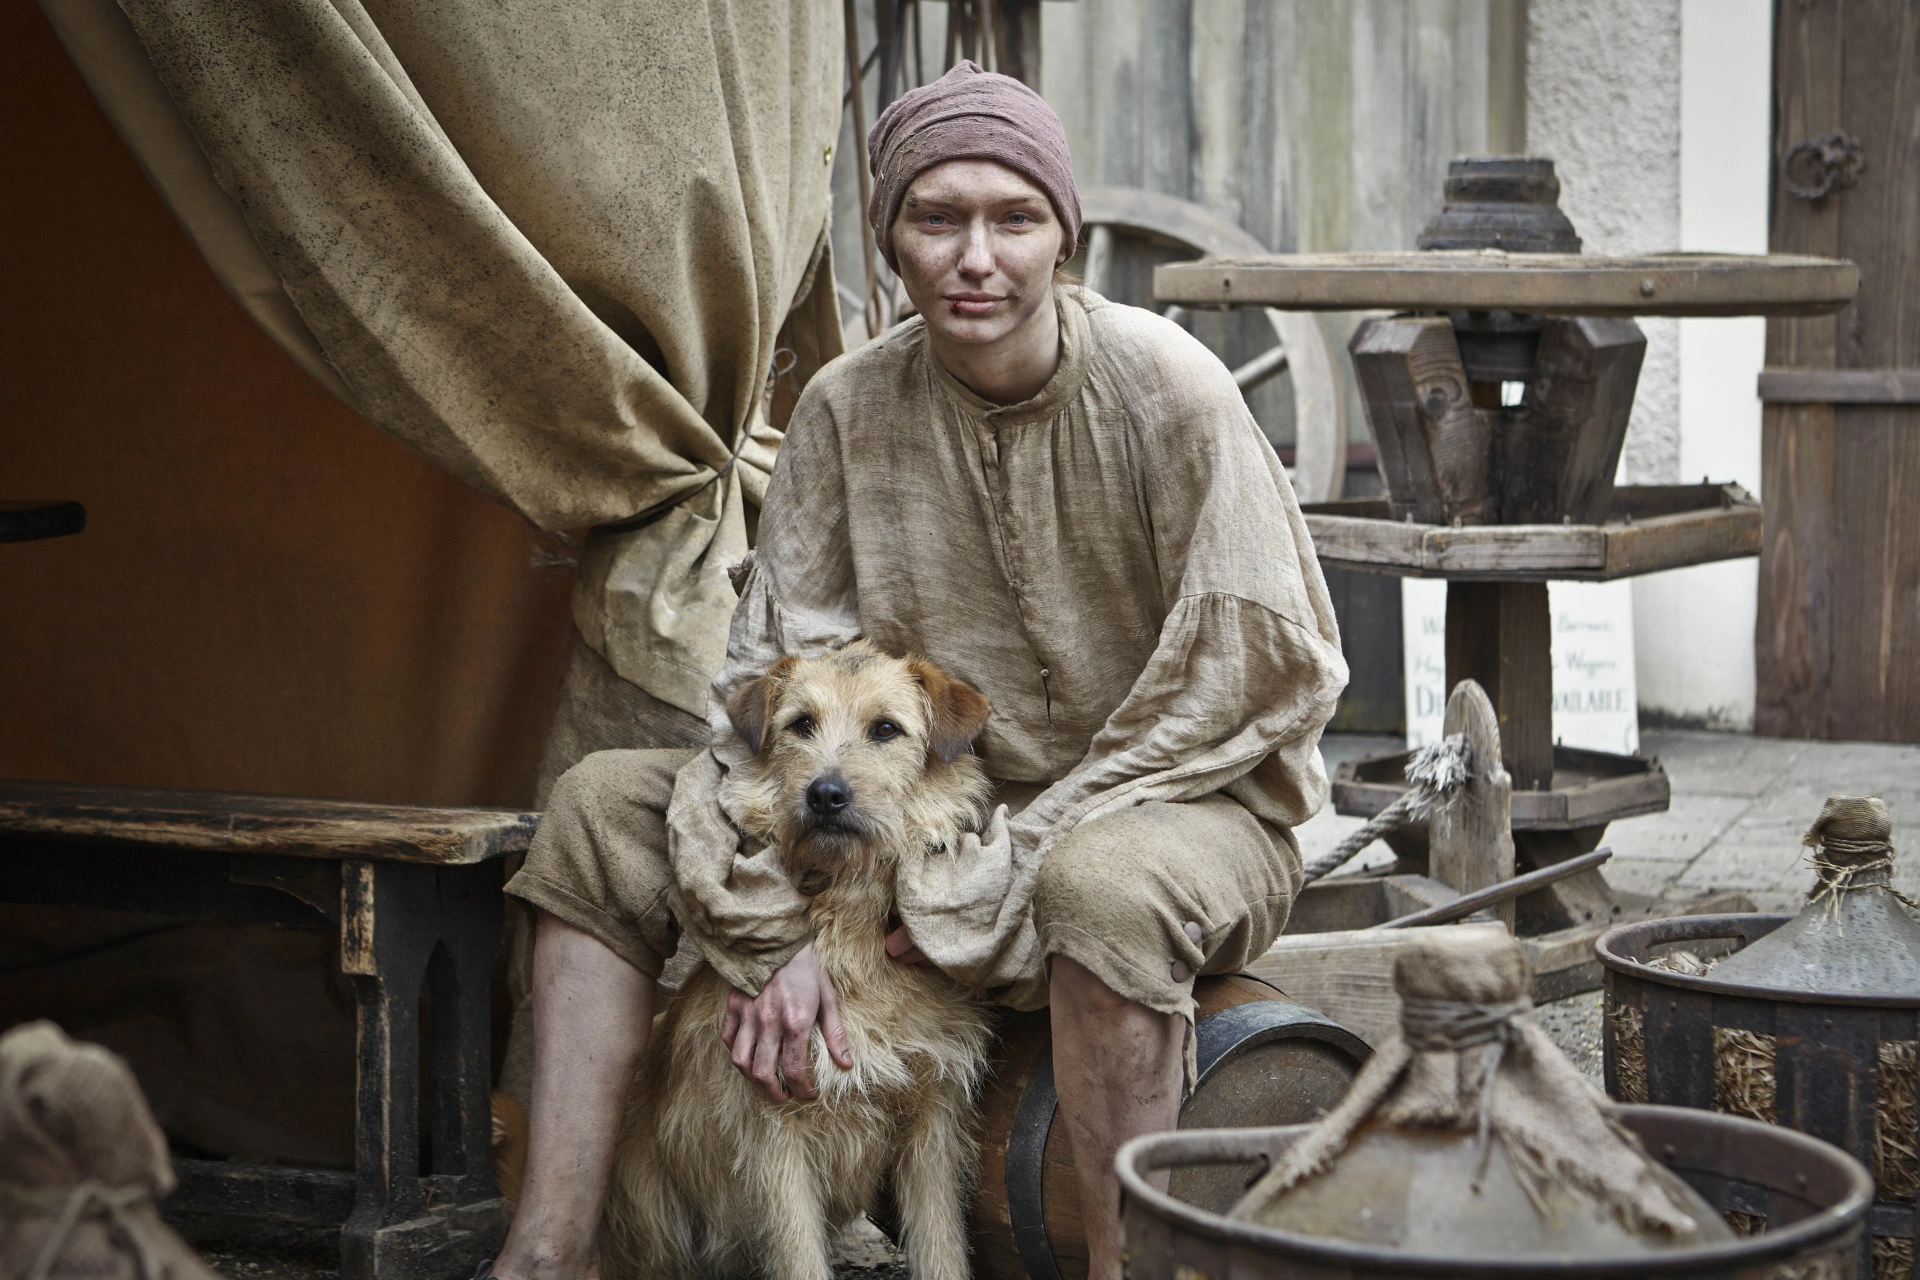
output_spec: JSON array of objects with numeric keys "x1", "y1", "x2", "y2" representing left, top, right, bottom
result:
[{"x1": 663, "y1": 285, "x2": 1348, "y2": 1005}]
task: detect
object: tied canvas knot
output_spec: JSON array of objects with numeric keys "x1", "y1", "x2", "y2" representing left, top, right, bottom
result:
[
  {"x1": 1399, "y1": 993, "x2": 1533, "y2": 1190},
  {"x1": 1231, "y1": 930, "x2": 1705, "y2": 1238},
  {"x1": 1300, "y1": 734, "x2": 1472, "y2": 882},
  {"x1": 1, "y1": 1180, "x2": 163, "y2": 1280},
  {"x1": 0, "y1": 1022, "x2": 219, "y2": 1280},
  {"x1": 1802, "y1": 794, "x2": 1915, "y2": 926}
]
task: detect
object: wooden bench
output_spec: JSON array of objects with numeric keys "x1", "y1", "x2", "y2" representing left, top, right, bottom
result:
[{"x1": 0, "y1": 779, "x2": 537, "y2": 1280}]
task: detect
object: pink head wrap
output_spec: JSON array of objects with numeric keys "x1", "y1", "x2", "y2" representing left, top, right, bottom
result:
[{"x1": 866, "y1": 61, "x2": 1082, "y2": 271}]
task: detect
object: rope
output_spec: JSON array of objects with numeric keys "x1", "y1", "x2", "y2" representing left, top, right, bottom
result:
[
  {"x1": 1805, "y1": 852, "x2": 1919, "y2": 925},
  {"x1": 1801, "y1": 795, "x2": 1915, "y2": 926},
  {"x1": 1398, "y1": 994, "x2": 1532, "y2": 1189},
  {"x1": 1301, "y1": 734, "x2": 1473, "y2": 883},
  {"x1": 0, "y1": 1180, "x2": 163, "y2": 1280}
]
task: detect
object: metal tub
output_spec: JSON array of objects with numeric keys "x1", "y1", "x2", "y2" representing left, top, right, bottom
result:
[{"x1": 1119, "y1": 1106, "x2": 1871, "y2": 1279}]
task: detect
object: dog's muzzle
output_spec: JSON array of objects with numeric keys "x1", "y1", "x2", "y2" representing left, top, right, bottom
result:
[{"x1": 799, "y1": 773, "x2": 868, "y2": 837}]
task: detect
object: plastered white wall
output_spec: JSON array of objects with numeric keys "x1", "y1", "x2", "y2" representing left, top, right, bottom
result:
[
  {"x1": 1530, "y1": 0, "x2": 1772, "y2": 731},
  {"x1": 1527, "y1": 0, "x2": 1682, "y2": 485},
  {"x1": 1633, "y1": 0, "x2": 1772, "y2": 729}
]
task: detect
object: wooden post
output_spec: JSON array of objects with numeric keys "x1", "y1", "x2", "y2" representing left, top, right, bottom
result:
[
  {"x1": 1428, "y1": 679, "x2": 1517, "y2": 931},
  {"x1": 1444, "y1": 580, "x2": 1553, "y2": 791},
  {"x1": 990, "y1": 0, "x2": 1042, "y2": 87},
  {"x1": 341, "y1": 860, "x2": 506, "y2": 1280},
  {"x1": 843, "y1": 0, "x2": 881, "y2": 338},
  {"x1": 1349, "y1": 316, "x2": 1498, "y2": 526}
]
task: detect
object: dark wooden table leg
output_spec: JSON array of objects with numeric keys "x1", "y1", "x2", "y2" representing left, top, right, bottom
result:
[
  {"x1": 341, "y1": 859, "x2": 508, "y2": 1280},
  {"x1": 1444, "y1": 579, "x2": 1553, "y2": 791}
]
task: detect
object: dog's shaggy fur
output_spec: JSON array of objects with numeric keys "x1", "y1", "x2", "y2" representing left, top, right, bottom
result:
[{"x1": 598, "y1": 642, "x2": 996, "y2": 1280}]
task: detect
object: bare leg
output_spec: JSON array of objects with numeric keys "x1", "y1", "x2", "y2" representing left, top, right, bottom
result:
[
  {"x1": 493, "y1": 912, "x2": 653, "y2": 1280},
  {"x1": 1048, "y1": 955, "x2": 1183, "y2": 1280}
]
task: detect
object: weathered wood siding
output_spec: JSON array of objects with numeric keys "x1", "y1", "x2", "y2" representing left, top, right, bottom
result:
[{"x1": 1756, "y1": 0, "x2": 1920, "y2": 742}]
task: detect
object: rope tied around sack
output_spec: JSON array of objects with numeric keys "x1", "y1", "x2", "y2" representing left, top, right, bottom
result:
[
  {"x1": 1400, "y1": 994, "x2": 1534, "y2": 1189},
  {"x1": 0, "y1": 1181, "x2": 163, "y2": 1280},
  {"x1": 1231, "y1": 930, "x2": 1706, "y2": 1239},
  {"x1": 0, "y1": 1022, "x2": 218, "y2": 1280},
  {"x1": 1301, "y1": 734, "x2": 1474, "y2": 883},
  {"x1": 1802, "y1": 795, "x2": 1916, "y2": 925}
]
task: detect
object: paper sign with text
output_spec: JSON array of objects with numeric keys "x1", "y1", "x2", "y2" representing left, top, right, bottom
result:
[{"x1": 1402, "y1": 579, "x2": 1639, "y2": 755}]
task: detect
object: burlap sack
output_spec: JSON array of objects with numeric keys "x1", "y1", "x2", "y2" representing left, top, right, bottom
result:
[
  {"x1": 0, "y1": 1022, "x2": 218, "y2": 1280},
  {"x1": 1232, "y1": 929, "x2": 1708, "y2": 1238}
]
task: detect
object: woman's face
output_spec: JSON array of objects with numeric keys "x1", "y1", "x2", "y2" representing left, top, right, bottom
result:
[{"x1": 890, "y1": 159, "x2": 1068, "y2": 349}]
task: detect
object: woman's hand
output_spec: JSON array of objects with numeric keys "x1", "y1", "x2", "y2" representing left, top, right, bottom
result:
[
  {"x1": 721, "y1": 942, "x2": 853, "y2": 1102},
  {"x1": 885, "y1": 920, "x2": 930, "y2": 965}
]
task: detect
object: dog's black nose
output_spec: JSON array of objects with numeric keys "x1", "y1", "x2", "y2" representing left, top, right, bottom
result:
[{"x1": 806, "y1": 775, "x2": 852, "y2": 817}]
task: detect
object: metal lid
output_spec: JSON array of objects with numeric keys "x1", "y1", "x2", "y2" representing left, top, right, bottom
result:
[{"x1": 1709, "y1": 796, "x2": 1920, "y2": 998}]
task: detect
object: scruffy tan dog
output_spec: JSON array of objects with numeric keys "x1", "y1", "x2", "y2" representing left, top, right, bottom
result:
[{"x1": 598, "y1": 641, "x2": 996, "y2": 1280}]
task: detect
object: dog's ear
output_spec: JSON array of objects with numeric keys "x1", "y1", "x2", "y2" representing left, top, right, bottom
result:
[
  {"x1": 908, "y1": 660, "x2": 992, "y2": 764},
  {"x1": 727, "y1": 656, "x2": 798, "y2": 755}
]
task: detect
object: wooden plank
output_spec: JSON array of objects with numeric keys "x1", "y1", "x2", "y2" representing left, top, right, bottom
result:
[
  {"x1": 1335, "y1": 766, "x2": 1668, "y2": 829},
  {"x1": 1348, "y1": 316, "x2": 1466, "y2": 524},
  {"x1": 1423, "y1": 523, "x2": 1606, "y2": 574},
  {"x1": 1758, "y1": 367, "x2": 1920, "y2": 403},
  {"x1": 1606, "y1": 482, "x2": 1754, "y2": 520},
  {"x1": 0, "y1": 779, "x2": 537, "y2": 864},
  {"x1": 1755, "y1": 0, "x2": 1842, "y2": 740},
  {"x1": 1247, "y1": 922, "x2": 1508, "y2": 1049},
  {"x1": 1599, "y1": 500, "x2": 1765, "y2": 578},
  {"x1": 1287, "y1": 873, "x2": 1456, "y2": 935},
  {"x1": 1445, "y1": 582, "x2": 1552, "y2": 790},
  {"x1": 1299, "y1": 513, "x2": 1431, "y2": 570},
  {"x1": 988, "y1": 0, "x2": 1041, "y2": 88},
  {"x1": 1512, "y1": 769, "x2": 1670, "y2": 829},
  {"x1": 1827, "y1": 404, "x2": 1920, "y2": 740},
  {"x1": 1758, "y1": 0, "x2": 1920, "y2": 743},
  {"x1": 1824, "y1": 0, "x2": 1920, "y2": 744},
  {"x1": 1153, "y1": 252, "x2": 1859, "y2": 317},
  {"x1": 1502, "y1": 317, "x2": 1646, "y2": 524},
  {"x1": 1756, "y1": 403, "x2": 1839, "y2": 735},
  {"x1": 1427, "y1": 680, "x2": 1516, "y2": 930},
  {"x1": 1301, "y1": 486, "x2": 1759, "y2": 581}
]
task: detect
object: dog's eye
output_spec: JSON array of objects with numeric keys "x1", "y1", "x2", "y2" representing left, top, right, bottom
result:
[
  {"x1": 787, "y1": 715, "x2": 815, "y2": 739},
  {"x1": 870, "y1": 719, "x2": 902, "y2": 743}
]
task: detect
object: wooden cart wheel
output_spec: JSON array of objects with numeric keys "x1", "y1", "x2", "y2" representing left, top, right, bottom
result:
[{"x1": 1075, "y1": 186, "x2": 1347, "y2": 503}]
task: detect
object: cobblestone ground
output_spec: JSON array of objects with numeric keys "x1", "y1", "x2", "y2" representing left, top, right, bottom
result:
[
  {"x1": 200, "y1": 732, "x2": 1915, "y2": 1279},
  {"x1": 1301, "y1": 729, "x2": 1920, "y2": 913}
]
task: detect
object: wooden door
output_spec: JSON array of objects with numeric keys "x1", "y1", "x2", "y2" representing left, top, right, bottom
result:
[{"x1": 1757, "y1": 0, "x2": 1920, "y2": 742}]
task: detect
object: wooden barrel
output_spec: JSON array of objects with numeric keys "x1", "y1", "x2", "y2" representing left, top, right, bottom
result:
[{"x1": 965, "y1": 975, "x2": 1369, "y2": 1280}]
